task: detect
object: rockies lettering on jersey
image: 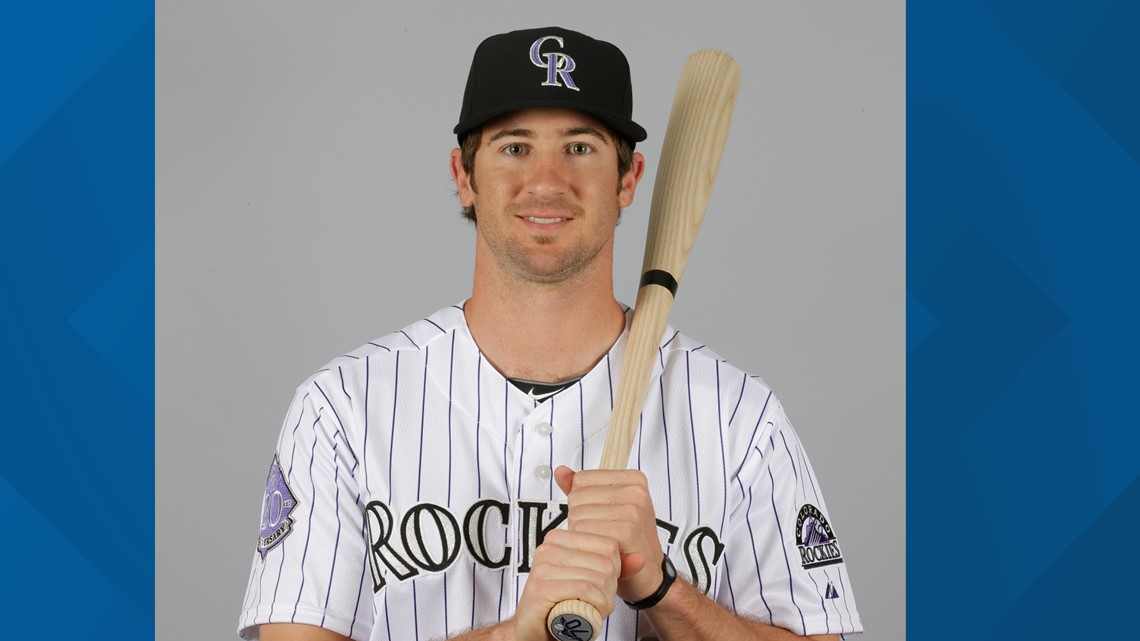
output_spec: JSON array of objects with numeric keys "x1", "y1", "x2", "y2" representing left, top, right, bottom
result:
[
  {"x1": 238, "y1": 305, "x2": 863, "y2": 640},
  {"x1": 359, "y1": 498, "x2": 723, "y2": 594}
]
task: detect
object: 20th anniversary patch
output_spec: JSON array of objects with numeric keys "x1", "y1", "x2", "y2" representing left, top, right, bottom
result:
[
  {"x1": 794, "y1": 504, "x2": 844, "y2": 569},
  {"x1": 258, "y1": 455, "x2": 297, "y2": 557}
]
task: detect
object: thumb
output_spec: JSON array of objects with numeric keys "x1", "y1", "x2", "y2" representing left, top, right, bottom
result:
[
  {"x1": 554, "y1": 465, "x2": 576, "y2": 497},
  {"x1": 619, "y1": 552, "x2": 647, "y2": 580}
]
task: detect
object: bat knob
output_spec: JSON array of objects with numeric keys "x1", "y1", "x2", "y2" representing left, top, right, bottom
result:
[{"x1": 547, "y1": 599, "x2": 603, "y2": 641}]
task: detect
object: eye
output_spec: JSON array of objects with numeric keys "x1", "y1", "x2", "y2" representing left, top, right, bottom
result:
[
  {"x1": 504, "y1": 143, "x2": 527, "y2": 156},
  {"x1": 568, "y1": 142, "x2": 593, "y2": 155}
]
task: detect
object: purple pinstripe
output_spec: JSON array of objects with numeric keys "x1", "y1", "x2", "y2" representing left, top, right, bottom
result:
[
  {"x1": 320, "y1": 439, "x2": 343, "y2": 627},
  {"x1": 740, "y1": 478, "x2": 773, "y2": 620},
  {"x1": 291, "y1": 414, "x2": 323, "y2": 621},
  {"x1": 685, "y1": 352, "x2": 702, "y2": 522},
  {"x1": 765, "y1": 469, "x2": 806, "y2": 635}
]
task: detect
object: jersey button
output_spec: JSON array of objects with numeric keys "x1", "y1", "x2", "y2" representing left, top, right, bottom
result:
[
  {"x1": 536, "y1": 421, "x2": 553, "y2": 436},
  {"x1": 535, "y1": 465, "x2": 552, "y2": 480}
]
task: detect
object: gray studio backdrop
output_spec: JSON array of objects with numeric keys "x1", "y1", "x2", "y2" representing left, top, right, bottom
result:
[{"x1": 157, "y1": 2, "x2": 904, "y2": 639}]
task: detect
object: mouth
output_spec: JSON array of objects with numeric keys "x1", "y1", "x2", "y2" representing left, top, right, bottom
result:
[{"x1": 524, "y1": 216, "x2": 568, "y2": 225}]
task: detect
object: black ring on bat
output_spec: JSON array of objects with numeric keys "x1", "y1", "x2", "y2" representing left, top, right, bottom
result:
[{"x1": 639, "y1": 269, "x2": 679, "y2": 297}]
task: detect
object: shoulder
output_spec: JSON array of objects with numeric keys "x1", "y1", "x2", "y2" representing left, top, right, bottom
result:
[
  {"x1": 655, "y1": 324, "x2": 787, "y2": 449},
  {"x1": 294, "y1": 304, "x2": 469, "y2": 396},
  {"x1": 657, "y1": 324, "x2": 775, "y2": 398}
]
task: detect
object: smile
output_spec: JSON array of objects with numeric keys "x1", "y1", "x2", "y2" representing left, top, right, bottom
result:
[{"x1": 525, "y1": 217, "x2": 566, "y2": 224}]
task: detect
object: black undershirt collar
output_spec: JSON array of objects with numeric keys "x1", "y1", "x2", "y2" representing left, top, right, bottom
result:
[{"x1": 507, "y1": 376, "x2": 583, "y2": 401}]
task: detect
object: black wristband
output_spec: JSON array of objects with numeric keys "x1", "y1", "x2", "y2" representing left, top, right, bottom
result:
[{"x1": 623, "y1": 555, "x2": 677, "y2": 610}]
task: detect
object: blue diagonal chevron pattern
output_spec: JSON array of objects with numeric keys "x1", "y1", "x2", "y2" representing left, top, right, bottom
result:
[
  {"x1": 910, "y1": 1, "x2": 1140, "y2": 639},
  {"x1": 0, "y1": 2, "x2": 153, "y2": 637}
]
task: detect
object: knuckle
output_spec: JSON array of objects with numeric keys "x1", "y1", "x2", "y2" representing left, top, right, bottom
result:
[
  {"x1": 532, "y1": 544, "x2": 557, "y2": 565},
  {"x1": 616, "y1": 470, "x2": 647, "y2": 489},
  {"x1": 571, "y1": 579, "x2": 593, "y2": 596},
  {"x1": 603, "y1": 538, "x2": 621, "y2": 557},
  {"x1": 583, "y1": 569, "x2": 606, "y2": 589},
  {"x1": 621, "y1": 485, "x2": 646, "y2": 503}
]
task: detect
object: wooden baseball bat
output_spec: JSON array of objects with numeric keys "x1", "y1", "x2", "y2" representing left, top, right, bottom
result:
[{"x1": 546, "y1": 49, "x2": 741, "y2": 641}]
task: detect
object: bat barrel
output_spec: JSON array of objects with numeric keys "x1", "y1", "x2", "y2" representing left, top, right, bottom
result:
[
  {"x1": 602, "y1": 49, "x2": 740, "y2": 471},
  {"x1": 642, "y1": 49, "x2": 741, "y2": 284}
]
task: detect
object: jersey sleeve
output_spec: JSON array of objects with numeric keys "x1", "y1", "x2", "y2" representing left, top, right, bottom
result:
[
  {"x1": 715, "y1": 391, "x2": 864, "y2": 637},
  {"x1": 237, "y1": 377, "x2": 373, "y2": 641}
]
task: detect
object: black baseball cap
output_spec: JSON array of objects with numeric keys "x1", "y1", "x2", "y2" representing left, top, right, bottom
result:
[{"x1": 454, "y1": 26, "x2": 648, "y2": 147}]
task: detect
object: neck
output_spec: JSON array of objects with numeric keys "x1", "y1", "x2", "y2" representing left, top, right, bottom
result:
[{"x1": 465, "y1": 245, "x2": 626, "y2": 383}]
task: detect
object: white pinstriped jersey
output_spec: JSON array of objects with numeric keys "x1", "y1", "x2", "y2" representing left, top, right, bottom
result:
[{"x1": 238, "y1": 304, "x2": 863, "y2": 640}]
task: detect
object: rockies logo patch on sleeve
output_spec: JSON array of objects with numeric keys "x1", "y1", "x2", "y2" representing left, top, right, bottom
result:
[
  {"x1": 794, "y1": 504, "x2": 845, "y2": 569},
  {"x1": 258, "y1": 455, "x2": 297, "y2": 557}
]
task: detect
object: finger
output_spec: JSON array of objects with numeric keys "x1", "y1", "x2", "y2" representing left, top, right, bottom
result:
[
  {"x1": 567, "y1": 490, "x2": 654, "y2": 521},
  {"x1": 565, "y1": 502, "x2": 647, "y2": 526},
  {"x1": 566, "y1": 517, "x2": 659, "y2": 578},
  {"x1": 532, "y1": 578, "x2": 617, "y2": 619},
  {"x1": 565, "y1": 468, "x2": 648, "y2": 490},
  {"x1": 518, "y1": 556, "x2": 618, "y2": 622},
  {"x1": 567, "y1": 512, "x2": 648, "y2": 548},
  {"x1": 530, "y1": 538, "x2": 621, "y2": 615},
  {"x1": 540, "y1": 529, "x2": 622, "y2": 574},
  {"x1": 555, "y1": 465, "x2": 576, "y2": 497},
  {"x1": 564, "y1": 480, "x2": 652, "y2": 512},
  {"x1": 529, "y1": 554, "x2": 617, "y2": 588}
]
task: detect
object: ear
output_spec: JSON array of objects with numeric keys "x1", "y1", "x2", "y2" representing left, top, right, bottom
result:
[
  {"x1": 450, "y1": 148, "x2": 476, "y2": 207},
  {"x1": 618, "y1": 151, "x2": 646, "y2": 208}
]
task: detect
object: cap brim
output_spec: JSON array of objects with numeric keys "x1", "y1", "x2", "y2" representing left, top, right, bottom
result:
[{"x1": 454, "y1": 99, "x2": 647, "y2": 147}]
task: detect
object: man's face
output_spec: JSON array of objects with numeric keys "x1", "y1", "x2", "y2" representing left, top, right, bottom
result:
[{"x1": 451, "y1": 107, "x2": 644, "y2": 285}]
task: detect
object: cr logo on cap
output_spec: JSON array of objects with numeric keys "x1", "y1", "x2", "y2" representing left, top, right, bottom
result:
[{"x1": 530, "y1": 35, "x2": 579, "y2": 91}]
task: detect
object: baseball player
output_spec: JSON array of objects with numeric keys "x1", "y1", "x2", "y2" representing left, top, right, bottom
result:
[{"x1": 238, "y1": 26, "x2": 862, "y2": 641}]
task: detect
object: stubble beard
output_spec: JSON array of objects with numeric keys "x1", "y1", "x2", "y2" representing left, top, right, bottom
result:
[{"x1": 479, "y1": 198, "x2": 618, "y2": 285}]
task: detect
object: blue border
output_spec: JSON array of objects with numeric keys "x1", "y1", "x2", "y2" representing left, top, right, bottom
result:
[
  {"x1": 4, "y1": 0, "x2": 1138, "y2": 637},
  {"x1": 909, "y1": 1, "x2": 1140, "y2": 638},
  {"x1": 0, "y1": 2, "x2": 154, "y2": 636}
]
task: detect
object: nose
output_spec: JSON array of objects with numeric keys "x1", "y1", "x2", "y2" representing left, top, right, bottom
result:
[{"x1": 525, "y1": 148, "x2": 569, "y2": 197}]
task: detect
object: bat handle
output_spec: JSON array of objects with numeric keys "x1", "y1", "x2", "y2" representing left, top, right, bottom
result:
[{"x1": 546, "y1": 599, "x2": 603, "y2": 641}]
